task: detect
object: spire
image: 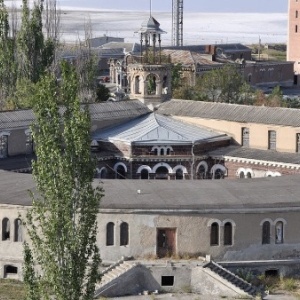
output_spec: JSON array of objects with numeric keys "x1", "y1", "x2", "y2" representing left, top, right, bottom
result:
[{"x1": 150, "y1": 0, "x2": 152, "y2": 17}]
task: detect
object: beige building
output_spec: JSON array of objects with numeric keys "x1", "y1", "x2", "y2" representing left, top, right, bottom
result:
[
  {"x1": 1, "y1": 171, "x2": 300, "y2": 282},
  {"x1": 288, "y1": 0, "x2": 300, "y2": 75}
]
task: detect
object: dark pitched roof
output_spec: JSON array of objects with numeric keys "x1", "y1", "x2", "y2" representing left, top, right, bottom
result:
[
  {"x1": 1, "y1": 171, "x2": 300, "y2": 213},
  {"x1": 157, "y1": 100, "x2": 300, "y2": 127},
  {"x1": 0, "y1": 101, "x2": 150, "y2": 130},
  {"x1": 209, "y1": 146, "x2": 300, "y2": 165}
]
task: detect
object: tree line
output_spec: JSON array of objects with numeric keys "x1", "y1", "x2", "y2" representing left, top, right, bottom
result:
[
  {"x1": 172, "y1": 64, "x2": 300, "y2": 109},
  {"x1": 0, "y1": 0, "x2": 109, "y2": 110}
]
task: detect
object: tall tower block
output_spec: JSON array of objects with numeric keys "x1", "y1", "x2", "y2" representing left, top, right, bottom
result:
[{"x1": 288, "y1": 0, "x2": 300, "y2": 74}]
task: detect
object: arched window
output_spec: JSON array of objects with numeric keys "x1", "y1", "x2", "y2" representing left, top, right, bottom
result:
[
  {"x1": 262, "y1": 221, "x2": 271, "y2": 244},
  {"x1": 147, "y1": 74, "x2": 157, "y2": 95},
  {"x1": 141, "y1": 169, "x2": 149, "y2": 180},
  {"x1": 175, "y1": 169, "x2": 183, "y2": 180},
  {"x1": 154, "y1": 148, "x2": 158, "y2": 156},
  {"x1": 14, "y1": 219, "x2": 22, "y2": 242},
  {"x1": 166, "y1": 148, "x2": 171, "y2": 155},
  {"x1": 106, "y1": 222, "x2": 115, "y2": 246},
  {"x1": 2, "y1": 218, "x2": 10, "y2": 241},
  {"x1": 210, "y1": 222, "x2": 219, "y2": 246},
  {"x1": 275, "y1": 221, "x2": 284, "y2": 244},
  {"x1": 135, "y1": 76, "x2": 141, "y2": 94},
  {"x1": 224, "y1": 222, "x2": 233, "y2": 246},
  {"x1": 239, "y1": 171, "x2": 245, "y2": 179},
  {"x1": 120, "y1": 222, "x2": 129, "y2": 246},
  {"x1": 246, "y1": 172, "x2": 252, "y2": 178},
  {"x1": 160, "y1": 148, "x2": 164, "y2": 156},
  {"x1": 100, "y1": 168, "x2": 107, "y2": 179}
]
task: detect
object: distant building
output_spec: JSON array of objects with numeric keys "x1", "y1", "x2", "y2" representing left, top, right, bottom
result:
[
  {"x1": 87, "y1": 35, "x2": 124, "y2": 48},
  {"x1": 287, "y1": 0, "x2": 300, "y2": 77}
]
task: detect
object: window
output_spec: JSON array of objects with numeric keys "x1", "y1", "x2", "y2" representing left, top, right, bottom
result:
[
  {"x1": 2, "y1": 218, "x2": 10, "y2": 241},
  {"x1": 296, "y1": 10, "x2": 299, "y2": 18},
  {"x1": 239, "y1": 171, "x2": 245, "y2": 179},
  {"x1": 106, "y1": 222, "x2": 114, "y2": 246},
  {"x1": 120, "y1": 222, "x2": 129, "y2": 246},
  {"x1": 160, "y1": 148, "x2": 164, "y2": 156},
  {"x1": 241, "y1": 127, "x2": 249, "y2": 147},
  {"x1": 161, "y1": 276, "x2": 174, "y2": 286},
  {"x1": 268, "y1": 130, "x2": 276, "y2": 150},
  {"x1": 262, "y1": 221, "x2": 271, "y2": 244},
  {"x1": 214, "y1": 169, "x2": 225, "y2": 179},
  {"x1": 14, "y1": 219, "x2": 22, "y2": 242},
  {"x1": 210, "y1": 222, "x2": 219, "y2": 246},
  {"x1": 296, "y1": 25, "x2": 298, "y2": 33},
  {"x1": 275, "y1": 221, "x2": 284, "y2": 244},
  {"x1": 246, "y1": 172, "x2": 252, "y2": 178},
  {"x1": 25, "y1": 131, "x2": 34, "y2": 154},
  {"x1": 296, "y1": 133, "x2": 300, "y2": 153},
  {"x1": 4, "y1": 265, "x2": 18, "y2": 278},
  {"x1": 224, "y1": 222, "x2": 233, "y2": 246},
  {"x1": 198, "y1": 165, "x2": 206, "y2": 179},
  {"x1": 0, "y1": 135, "x2": 8, "y2": 158}
]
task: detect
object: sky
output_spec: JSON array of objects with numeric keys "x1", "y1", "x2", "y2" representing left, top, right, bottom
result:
[{"x1": 56, "y1": 0, "x2": 287, "y2": 13}]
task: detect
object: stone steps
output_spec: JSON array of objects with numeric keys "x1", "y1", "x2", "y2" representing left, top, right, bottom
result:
[{"x1": 203, "y1": 260, "x2": 261, "y2": 297}]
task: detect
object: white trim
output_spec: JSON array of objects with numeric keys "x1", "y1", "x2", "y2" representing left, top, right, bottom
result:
[
  {"x1": 96, "y1": 167, "x2": 108, "y2": 179},
  {"x1": 113, "y1": 162, "x2": 128, "y2": 173},
  {"x1": 196, "y1": 161, "x2": 208, "y2": 174},
  {"x1": 265, "y1": 171, "x2": 282, "y2": 177},
  {"x1": 24, "y1": 129, "x2": 32, "y2": 135},
  {"x1": 260, "y1": 218, "x2": 273, "y2": 226},
  {"x1": 0, "y1": 131, "x2": 10, "y2": 137},
  {"x1": 207, "y1": 219, "x2": 222, "y2": 227},
  {"x1": 137, "y1": 165, "x2": 152, "y2": 174},
  {"x1": 152, "y1": 162, "x2": 173, "y2": 174},
  {"x1": 222, "y1": 219, "x2": 236, "y2": 227},
  {"x1": 274, "y1": 218, "x2": 287, "y2": 225},
  {"x1": 173, "y1": 165, "x2": 188, "y2": 174}
]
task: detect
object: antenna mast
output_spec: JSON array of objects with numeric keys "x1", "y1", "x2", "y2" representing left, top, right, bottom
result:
[{"x1": 172, "y1": 0, "x2": 183, "y2": 46}]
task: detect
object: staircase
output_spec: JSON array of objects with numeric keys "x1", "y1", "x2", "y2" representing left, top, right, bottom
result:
[
  {"x1": 203, "y1": 260, "x2": 264, "y2": 298},
  {"x1": 94, "y1": 259, "x2": 138, "y2": 298}
]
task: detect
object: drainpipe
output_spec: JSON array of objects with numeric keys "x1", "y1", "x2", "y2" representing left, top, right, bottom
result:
[{"x1": 191, "y1": 142, "x2": 195, "y2": 180}]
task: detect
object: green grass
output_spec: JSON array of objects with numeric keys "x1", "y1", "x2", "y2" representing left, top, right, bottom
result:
[{"x1": 0, "y1": 279, "x2": 25, "y2": 300}]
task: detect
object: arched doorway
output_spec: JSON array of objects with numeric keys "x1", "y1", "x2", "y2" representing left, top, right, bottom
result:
[
  {"x1": 116, "y1": 165, "x2": 126, "y2": 179},
  {"x1": 156, "y1": 166, "x2": 169, "y2": 180},
  {"x1": 141, "y1": 169, "x2": 149, "y2": 179},
  {"x1": 214, "y1": 169, "x2": 225, "y2": 179},
  {"x1": 175, "y1": 169, "x2": 183, "y2": 180}
]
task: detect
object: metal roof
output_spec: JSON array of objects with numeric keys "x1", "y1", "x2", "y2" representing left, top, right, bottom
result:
[
  {"x1": 0, "y1": 101, "x2": 150, "y2": 130},
  {"x1": 157, "y1": 100, "x2": 300, "y2": 128},
  {"x1": 92, "y1": 112, "x2": 228, "y2": 145},
  {"x1": 137, "y1": 16, "x2": 166, "y2": 35},
  {"x1": 209, "y1": 146, "x2": 300, "y2": 165},
  {"x1": 2, "y1": 171, "x2": 300, "y2": 213},
  {"x1": 162, "y1": 49, "x2": 221, "y2": 66}
]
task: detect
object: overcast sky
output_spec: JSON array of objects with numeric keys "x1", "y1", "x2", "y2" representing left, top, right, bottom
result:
[{"x1": 57, "y1": 0, "x2": 287, "y2": 13}]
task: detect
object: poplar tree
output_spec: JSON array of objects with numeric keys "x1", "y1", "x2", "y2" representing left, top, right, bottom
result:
[
  {"x1": 23, "y1": 62, "x2": 103, "y2": 300},
  {"x1": 0, "y1": 0, "x2": 17, "y2": 108}
]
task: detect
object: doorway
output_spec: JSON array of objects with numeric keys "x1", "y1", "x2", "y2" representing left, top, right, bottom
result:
[{"x1": 157, "y1": 228, "x2": 176, "y2": 258}]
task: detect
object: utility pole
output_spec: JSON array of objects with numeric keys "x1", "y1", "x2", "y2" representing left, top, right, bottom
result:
[{"x1": 172, "y1": 0, "x2": 183, "y2": 46}]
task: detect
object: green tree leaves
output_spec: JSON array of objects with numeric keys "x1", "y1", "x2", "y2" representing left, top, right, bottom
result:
[{"x1": 23, "y1": 62, "x2": 103, "y2": 300}]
